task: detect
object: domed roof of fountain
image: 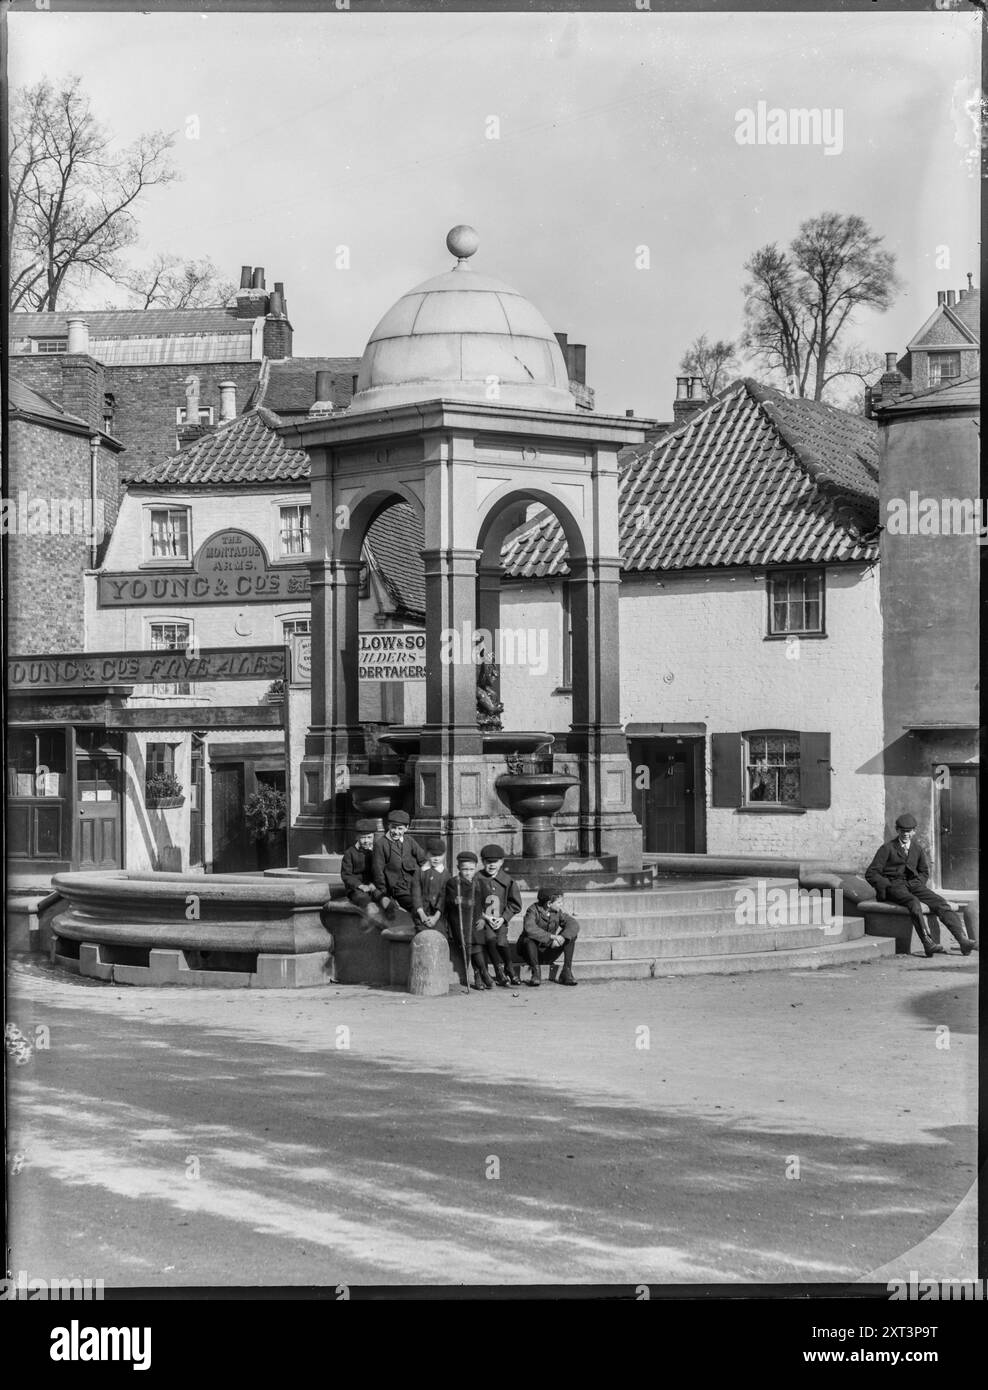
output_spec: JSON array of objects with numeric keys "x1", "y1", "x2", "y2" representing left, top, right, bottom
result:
[{"x1": 348, "y1": 226, "x2": 574, "y2": 414}]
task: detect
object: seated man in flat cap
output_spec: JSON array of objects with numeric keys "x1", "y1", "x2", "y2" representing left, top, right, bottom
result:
[
  {"x1": 865, "y1": 813, "x2": 976, "y2": 958},
  {"x1": 371, "y1": 809, "x2": 427, "y2": 920}
]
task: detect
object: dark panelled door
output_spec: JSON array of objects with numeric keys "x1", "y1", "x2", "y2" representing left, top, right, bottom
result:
[
  {"x1": 939, "y1": 767, "x2": 978, "y2": 890},
  {"x1": 75, "y1": 755, "x2": 122, "y2": 871},
  {"x1": 211, "y1": 763, "x2": 251, "y2": 873},
  {"x1": 629, "y1": 738, "x2": 696, "y2": 853}
]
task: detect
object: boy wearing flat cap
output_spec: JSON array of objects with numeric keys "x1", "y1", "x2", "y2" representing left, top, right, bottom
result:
[
  {"x1": 444, "y1": 850, "x2": 492, "y2": 991},
  {"x1": 865, "y1": 813, "x2": 976, "y2": 958},
  {"x1": 340, "y1": 819, "x2": 384, "y2": 914},
  {"x1": 477, "y1": 843, "x2": 523, "y2": 987},
  {"x1": 516, "y1": 883, "x2": 580, "y2": 986},
  {"x1": 417, "y1": 836, "x2": 451, "y2": 932},
  {"x1": 371, "y1": 809, "x2": 427, "y2": 919}
]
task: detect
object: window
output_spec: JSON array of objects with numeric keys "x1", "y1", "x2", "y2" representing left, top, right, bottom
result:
[
  {"x1": 279, "y1": 504, "x2": 310, "y2": 557},
  {"x1": 281, "y1": 617, "x2": 311, "y2": 638},
  {"x1": 559, "y1": 582, "x2": 573, "y2": 691},
  {"x1": 175, "y1": 406, "x2": 215, "y2": 425},
  {"x1": 149, "y1": 507, "x2": 191, "y2": 561},
  {"x1": 35, "y1": 338, "x2": 67, "y2": 355},
  {"x1": 7, "y1": 729, "x2": 67, "y2": 797},
  {"x1": 711, "y1": 731, "x2": 831, "y2": 811},
  {"x1": 146, "y1": 743, "x2": 177, "y2": 779},
  {"x1": 928, "y1": 352, "x2": 961, "y2": 387},
  {"x1": 745, "y1": 734, "x2": 801, "y2": 805},
  {"x1": 150, "y1": 621, "x2": 191, "y2": 695},
  {"x1": 767, "y1": 569, "x2": 824, "y2": 636}
]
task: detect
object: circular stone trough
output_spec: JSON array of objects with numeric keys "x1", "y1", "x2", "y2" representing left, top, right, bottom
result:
[{"x1": 48, "y1": 869, "x2": 362, "y2": 988}]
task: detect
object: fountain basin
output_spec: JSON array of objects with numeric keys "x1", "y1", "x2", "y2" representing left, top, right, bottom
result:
[
  {"x1": 495, "y1": 771, "x2": 580, "y2": 860},
  {"x1": 47, "y1": 869, "x2": 360, "y2": 988},
  {"x1": 379, "y1": 728, "x2": 555, "y2": 759},
  {"x1": 347, "y1": 773, "x2": 409, "y2": 827}
]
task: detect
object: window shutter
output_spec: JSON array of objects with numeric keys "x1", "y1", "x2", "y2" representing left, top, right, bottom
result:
[
  {"x1": 800, "y1": 732, "x2": 831, "y2": 809},
  {"x1": 711, "y1": 734, "x2": 743, "y2": 807}
]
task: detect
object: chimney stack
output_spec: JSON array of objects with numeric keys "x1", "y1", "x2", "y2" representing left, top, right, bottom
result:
[
  {"x1": 571, "y1": 343, "x2": 587, "y2": 386},
  {"x1": 937, "y1": 291, "x2": 947, "y2": 307},
  {"x1": 218, "y1": 381, "x2": 237, "y2": 422},
  {"x1": 233, "y1": 262, "x2": 269, "y2": 319},
  {"x1": 251, "y1": 267, "x2": 266, "y2": 290},
  {"x1": 262, "y1": 277, "x2": 293, "y2": 359},
  {"x1": 673, "y1": 376, "x2": 707, "y2": 425},
  {"x1": 239, "y1": 265, "x2": 253, "y2": 289},
  {"x1": 59, "y1": 318, "x2": 105, "y2": 429},
  {"x1": 866, "y1": 351, "x2": 904, "y2": 417}
]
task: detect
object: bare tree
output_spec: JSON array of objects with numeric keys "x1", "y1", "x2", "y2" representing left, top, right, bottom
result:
[
  {"x1": 742, "y1": 213, "x2": 902, "y2": 401},
  {"x1": 9, "y1": 76, "x2": 177, "y2": 312},
  {"x1": 120, "y1": 254, "x2": 237, "y2": 310},
  {"x1": 678, "y1": 334, "x2": 739, "y2": 397}
]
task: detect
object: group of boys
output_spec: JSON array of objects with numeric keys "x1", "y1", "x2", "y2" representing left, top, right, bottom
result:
[{"x1": 340, "y1": 809, "x2": 580, "y2": 991}]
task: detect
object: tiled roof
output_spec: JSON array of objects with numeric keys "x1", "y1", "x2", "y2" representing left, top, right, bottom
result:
[
  {"x1": 8, "y1": 377, "x2": 85, "y2": 426},
  {"x1": 501, "y1": 379, "x2": 880, "y2": 579},
  {"x1": 950, "y1": 289, "x2": 980, "y2": 337},
  {"x1": 123, "y1": 407, "x2": 308, "y2": 485},
  {"x1": 872, "y1": 372, "x2": 980, "y2": 414},
  {"x1": 9, "y1": 308, "x2": 248, "y2": 338},
  {"x1": 261, "y1": 357, "x2": 362, "y2": 414},
  {"x1": 365, "y1": 504, "x2": 426, "y2": 617}
]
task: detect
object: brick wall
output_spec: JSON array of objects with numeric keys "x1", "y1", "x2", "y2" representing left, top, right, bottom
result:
[
  {"x1": 102, "y1": 361, "x2": 263, "y2": 478},
  {"x1": 7, "y1": 419, "x2": 120, "y2": 653}
]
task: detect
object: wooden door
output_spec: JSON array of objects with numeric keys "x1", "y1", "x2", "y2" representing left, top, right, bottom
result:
[
  {"x1": 939, "y1": 766, "x2": 978, "y2": 890},
  {"x1": 629, "y1": 738, "x2": 697, "y2": 854},
  {"x1": 211, "y1": 763, "x2": 252, "y2": 873},
  {"x1": 75, "y1": 754, "x2": 122, "y2": 871}
]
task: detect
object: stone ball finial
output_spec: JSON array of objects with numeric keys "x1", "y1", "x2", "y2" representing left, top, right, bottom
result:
[{"x1": 446, "y1": 224, "x2": 479, "y2": 261}]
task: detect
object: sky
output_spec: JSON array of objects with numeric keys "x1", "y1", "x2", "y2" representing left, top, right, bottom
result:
[{"x1": 7, "y1": 7, "x2": 981, "y2": 417}]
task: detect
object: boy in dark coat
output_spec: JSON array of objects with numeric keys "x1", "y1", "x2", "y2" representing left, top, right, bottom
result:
[
  {"x1": 516, "y1": 883, "x2": 580, "y2": 986},
  {"x1": 865, "y1": 812, "x2": 975, "y2": 957},
  {"x1": 477, "y1": 843, "x2": 523, "y2": 986},
  {"x1": 444, "y1": 851, "x2": 493, "y2": 991},
  {"x1": 416, "y1": 837, "x2": 450, "y2": 932},
  {"x1": 371, "y1": 809, "x2": 427, "y2": 919},
  {"x1": 339, "y1": 820, "x2": 384, "y2": 916}
]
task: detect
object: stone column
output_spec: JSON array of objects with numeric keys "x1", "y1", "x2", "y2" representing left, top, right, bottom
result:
[
  {"x1": 567, "y1": 555, "x2": 641, "y2": 868},
  {"x1": 295, "y1": 555, "x2": 365, "y2": 857}
]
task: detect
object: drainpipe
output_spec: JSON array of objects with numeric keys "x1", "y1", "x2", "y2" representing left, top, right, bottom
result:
[{"x1": 89, "y1": 434, "x2": 100, "y2": 568}]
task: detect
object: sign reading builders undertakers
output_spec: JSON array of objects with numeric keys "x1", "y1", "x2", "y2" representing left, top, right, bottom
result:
[{"x1": 358, "y1": 631, "x2": 426, "y2": 681}]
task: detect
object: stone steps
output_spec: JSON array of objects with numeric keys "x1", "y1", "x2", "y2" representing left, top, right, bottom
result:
[
  {"x1": 517, "y1": 878, "x2": 799, "y2": 915},
  {"x1": 574, "y1": 916, "x2": 865, "y2": 961},
  {"x1": 566, "y1": 936, "x2": 895, "y2": 980}
]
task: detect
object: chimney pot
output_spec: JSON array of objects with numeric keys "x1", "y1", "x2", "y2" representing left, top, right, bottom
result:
[
  {"x1": 274, "y1": 282, "x2": 284, "y2": 295},
  {"x1": 675, "y1": 376, "x2": 690, "y2": 401},
  {"x1": 937, "y1": 291, "x2": 947, "y2": 306},
  {"x1": 239, "y1": 265, "x2": 253, "y2": 289},
  {"x1": 251, "y1": 267, "x2": 265, "y2": 290},
  {"x1": 268, "y1": 290, "x2": 284, "y2": 317},
  {"x1": 885, "y1": 352, "x2": 897, "y2": 372},
  {"x1": 314, "y1": 370, "x2": 334, "y2": 406},
  {"x1": 218, "y1": 381, "x2": 237, "y2": 422},
  {"x1": 66, "y1": 317, "x2": 89, "y2": 355},
  {"x1": 946, "y1": 289, "x2": 956, "y2": 307},
  {"x1": 571, "y1": 343, "x2": 587, "y2": 386},
  {"x1": 555, "y1": 331, "x2": 569, "y2": 353},
  {"x1": 626, "y1": 409, "x2": 635, "y2": 417}
]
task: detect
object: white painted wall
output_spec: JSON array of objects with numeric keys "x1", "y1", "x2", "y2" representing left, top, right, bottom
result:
[{"x1": 500, "y1": 564, "x2": 884, "y2": 865}]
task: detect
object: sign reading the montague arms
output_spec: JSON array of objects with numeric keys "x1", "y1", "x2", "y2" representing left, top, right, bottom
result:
[
  {"x1": 8, "y1": 646, "x2": 287, "y2": 692},
  {"x1": 97, "y1": 530, "x2": 311, "y2": 606}
]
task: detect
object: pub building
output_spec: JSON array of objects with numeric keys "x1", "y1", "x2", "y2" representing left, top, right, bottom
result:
[{"x1": 7, "y1": 404, "x2": 424, "y2": 881}]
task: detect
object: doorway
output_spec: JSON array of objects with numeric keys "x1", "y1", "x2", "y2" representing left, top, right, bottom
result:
[
  {"x1": 937, "y1": 765, "x2": 978, "y2": 890},
  {"x1": 628, "y1": 736, "x2": 706, "y2": 854},
  {"x1": 209, "y1": 742, "x2": 288, "y2": 873},
  {"x1": 74, "y1": 731, "x2": 123, "y2": 871}
]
